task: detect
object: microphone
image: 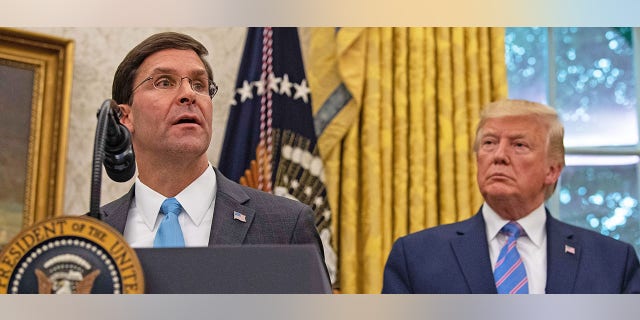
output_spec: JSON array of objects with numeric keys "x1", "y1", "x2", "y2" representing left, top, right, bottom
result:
[{"x1": 102, "y1": 99, "x2": 136, "y2": 182}]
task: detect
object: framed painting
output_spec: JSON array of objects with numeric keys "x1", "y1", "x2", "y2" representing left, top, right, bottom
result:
[{"x1": 0, "y1": 28, "x2": 74, "y2": 248}]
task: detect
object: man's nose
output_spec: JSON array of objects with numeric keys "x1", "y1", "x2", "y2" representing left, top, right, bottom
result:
[
  {"x1": 177, "y1": 78, "x2": 196, "y2": 104},
  {"x1": 492, "y1": 141, "x2": 510, "y2": 164}
]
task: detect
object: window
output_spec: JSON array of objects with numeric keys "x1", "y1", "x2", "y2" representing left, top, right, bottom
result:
[{"x1": 506, "y1": 27, "x2": 640, "y2": 253}]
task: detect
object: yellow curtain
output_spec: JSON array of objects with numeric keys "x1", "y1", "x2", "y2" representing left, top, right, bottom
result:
[{"x1": 308, "y1": 27, "x2": 508, "y2": 294}]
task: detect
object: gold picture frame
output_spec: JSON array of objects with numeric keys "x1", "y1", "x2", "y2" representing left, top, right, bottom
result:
[{"x1": 0, "y1": 28, "x2": 74, "y2": 247}]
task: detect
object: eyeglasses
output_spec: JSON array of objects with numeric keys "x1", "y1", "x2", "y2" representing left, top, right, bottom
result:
[{"x1": 132, "y1": 74, "x2": 219, "y2": 99}]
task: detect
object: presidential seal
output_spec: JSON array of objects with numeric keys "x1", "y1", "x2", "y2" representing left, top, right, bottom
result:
[{"x1": 0, "y1": 216, "x2": 144, "y2": 294}]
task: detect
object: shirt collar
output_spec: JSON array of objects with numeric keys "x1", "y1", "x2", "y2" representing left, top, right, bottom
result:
[
  {"x1": 134, "y1": 164, "x2": 217, "y2": 230},
  {"x1": 482, "y1": 202, "x2": 546, "y2": 248}
]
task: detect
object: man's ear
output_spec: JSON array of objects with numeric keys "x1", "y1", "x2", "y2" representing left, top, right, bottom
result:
[
  {"x1": 545, "y1": 162, "x2": 563, "y2": 186},
  {"x1": 118, "y1": 104, "x2": 133, "y2": 133}
]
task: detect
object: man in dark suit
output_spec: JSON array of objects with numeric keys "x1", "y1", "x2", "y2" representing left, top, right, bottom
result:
[
  {"x1": 382, "y1": 99, "x2": 640, "y2": 294},
  {"x1": 102, "y1": 32, "x2": 323, "y2": 259}
]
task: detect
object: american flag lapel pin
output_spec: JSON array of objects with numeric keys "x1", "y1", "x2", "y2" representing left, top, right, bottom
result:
[
  {"x1": 233, "y1": 211, "x2": 247, "y2": 223},
  {"x1": 564, "y1": 244, "x2": 576, "y2": 255}
]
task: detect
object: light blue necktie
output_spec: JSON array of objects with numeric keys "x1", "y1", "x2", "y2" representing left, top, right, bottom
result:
[
  {"x1": 154, "y1": 198, "x2": 185, "y2": 248},
  {"x1": 493, "y1": 221, "x2": 529, "y2": 294}
]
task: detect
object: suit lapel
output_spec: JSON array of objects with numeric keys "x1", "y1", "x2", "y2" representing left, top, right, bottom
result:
[
  {"x1": 208, "y1": 168, "x2": 256, "y2": 245},
  {"x1": 101, "y1": 186, "x2": 135, "y2": 234},
  {"x1": 450, "y1": 212, "x2": 498, "y2": 293},
  {"x1": 545, "y1": 211, "x2": 580, "y2": 293}
]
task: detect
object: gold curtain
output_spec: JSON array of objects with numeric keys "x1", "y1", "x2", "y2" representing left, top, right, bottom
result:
[{"x1": 308, "y1": 27, "x2": 508, "y2": 294}]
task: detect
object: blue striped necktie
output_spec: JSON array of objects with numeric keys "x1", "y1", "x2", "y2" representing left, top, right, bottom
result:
[
  {"x1": 493, "y1": 221, "x2": 529, "y2": 294},
  {"x1": 154, "y1": 198, "x2": 185, "y2": 248}
]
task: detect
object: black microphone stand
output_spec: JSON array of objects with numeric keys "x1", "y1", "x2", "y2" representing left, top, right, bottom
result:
[{"x1": 89, "y1": 99, "x2": 117, "y2": 219}]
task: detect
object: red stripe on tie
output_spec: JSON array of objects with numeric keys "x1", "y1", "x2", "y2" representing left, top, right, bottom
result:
[
  {"x1": 509, "y1": 277, "x2": 528, "y2": 294},
  {"x1": 495, "y1": 259, "x2": 523, "y2": 287},
  {"x1": 507, "y1": 241, "x2": 517, "y2": 252}
]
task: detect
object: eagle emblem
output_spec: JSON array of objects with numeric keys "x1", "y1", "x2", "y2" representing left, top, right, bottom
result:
[{"x1": 34, "y1": 254, "x2": 101, "y2": 294}]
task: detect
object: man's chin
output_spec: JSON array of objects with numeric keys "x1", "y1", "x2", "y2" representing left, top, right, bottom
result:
[
  {"x1": 166, "y1": 141, "x2": 209, "y2": 156},
  {"x1": 481, "y1": 186, "x2": 517, "y2": 200}
]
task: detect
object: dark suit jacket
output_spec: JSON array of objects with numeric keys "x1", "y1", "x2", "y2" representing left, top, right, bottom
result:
[
  {"x1": 382, "y1": 208, "x2": 640, "y2": 293},
  {"x1": 100, "y1": 167, "x2": 324, "y2": 260}
]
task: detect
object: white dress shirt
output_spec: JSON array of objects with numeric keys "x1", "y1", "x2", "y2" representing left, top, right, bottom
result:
[
  {"x1": 123, "y1": 164, "x2": 217, "y2": 247},
  {"x1": 483, "y1": 202, "x2": 547, "y2": 294}
]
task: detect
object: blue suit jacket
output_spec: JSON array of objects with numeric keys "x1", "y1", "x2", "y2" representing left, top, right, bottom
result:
[{"x1": 382, "y1": 208, "x2": 640, "y2": 293}]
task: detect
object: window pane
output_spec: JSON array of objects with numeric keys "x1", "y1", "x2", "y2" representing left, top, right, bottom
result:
[
  {"x1": 553, "y1": 27, "x2": 638, "y2": 147},
  {"x1": 505, "y1": 27, "x2": 549, "y2": 103},
  {"x1": 558, "y1": 155, "x2": 640, "y2": 253}
]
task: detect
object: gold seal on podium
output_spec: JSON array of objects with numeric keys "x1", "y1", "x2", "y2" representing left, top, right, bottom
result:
[{"x1": 0, "y1": 216, "x2": 144, "y2": 294}]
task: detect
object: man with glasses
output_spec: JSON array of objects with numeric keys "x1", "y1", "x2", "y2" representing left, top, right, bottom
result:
[{"x1": 101, "y1": 32, "x2": 324, "y2": 258}]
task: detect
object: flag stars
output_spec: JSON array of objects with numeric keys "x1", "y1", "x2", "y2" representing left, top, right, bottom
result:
[
  {"x1": 267, "y1": 73, "x2": 281, "y2": 93},
  {"x1": 254, "y1": 78, "x2": 267, "y2": 96},
  {"x1": 314, "y1": 196, "x2": 324, "y2": 207},
  {"x1": 231, "y1": 73, "x2": 311, "y2": 107},
  {"x1": 293, "y1": 79, "x2": 311, "y2": 103},
  {"x1": 290, "y1": 179, "x2": 300, "y2": 189},
  {"x1": 280, "y1": 74, "x2": 293, "y2": 96},
  {"x1": 237, "y1": 80, "x2": 254, "y2": 102}
]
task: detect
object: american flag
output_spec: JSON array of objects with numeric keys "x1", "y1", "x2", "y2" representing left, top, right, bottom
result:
[
  {"x1": 564, "y1": 244, "x2": 576, "y2": 255},
  {"x1": 233, "y1": 211, "x2": 247, "y2": 223},
  {"x1": 218, "y1": 27, "x2": 337, "y2": 284}
]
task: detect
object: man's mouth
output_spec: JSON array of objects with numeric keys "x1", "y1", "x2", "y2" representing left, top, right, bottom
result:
[
  {"x1": 174, "y1": 116, "x2": 199, "y2": 125},
  {"x1": 488, "y1": 173, "x2": 511, "y2": 180}
]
